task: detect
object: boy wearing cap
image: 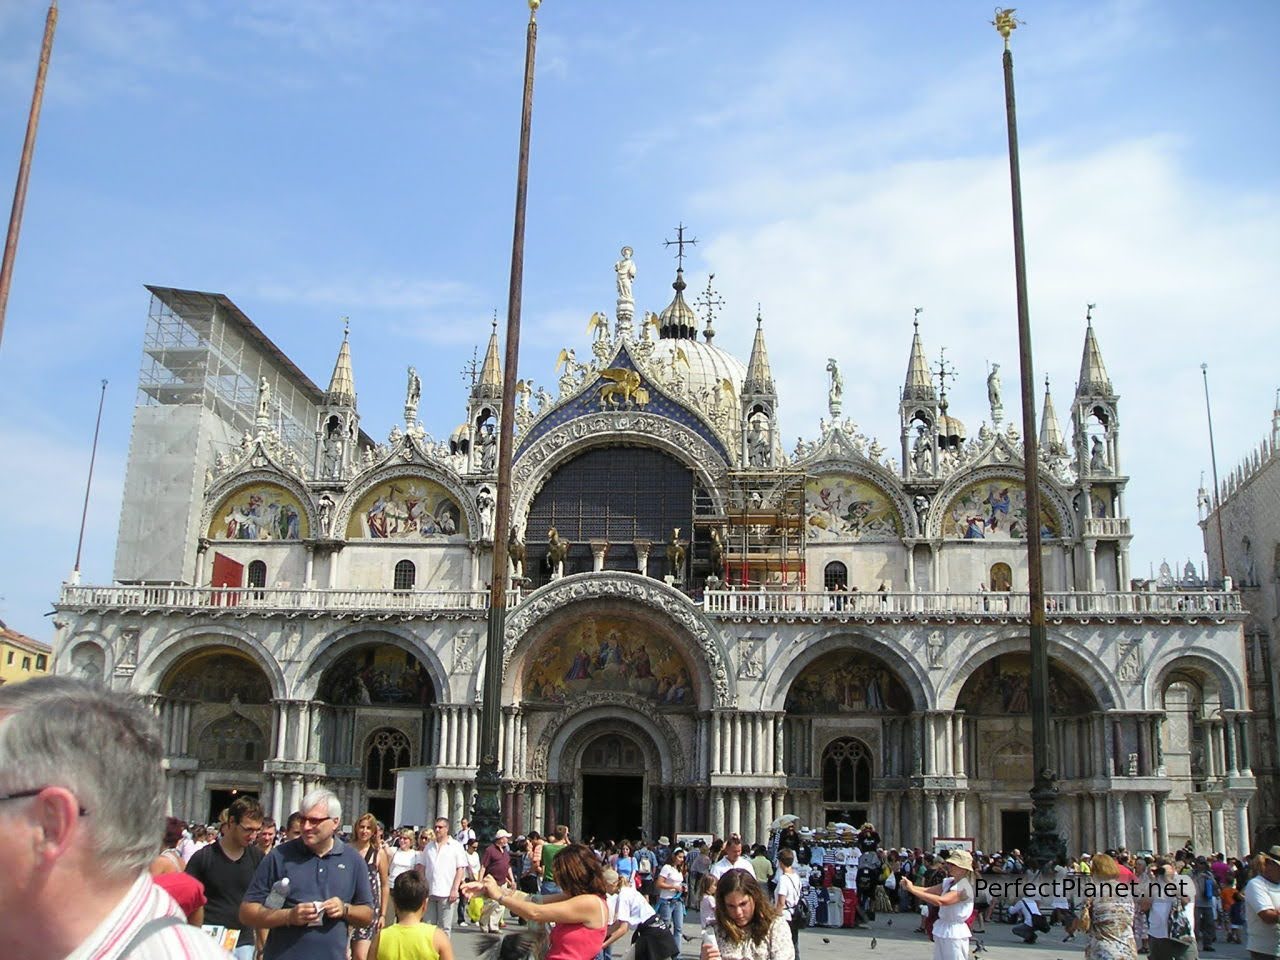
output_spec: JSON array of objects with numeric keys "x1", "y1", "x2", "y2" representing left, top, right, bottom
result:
[{"x1": 1244, "y1": 846, "x2": 1280, "y2": 960}]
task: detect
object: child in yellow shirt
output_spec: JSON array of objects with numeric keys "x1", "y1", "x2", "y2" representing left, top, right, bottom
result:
[{"x1": 371, "y1": 873, "x2": 455, "y2": 960}]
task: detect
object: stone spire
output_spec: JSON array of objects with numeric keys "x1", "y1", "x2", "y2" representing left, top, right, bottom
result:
[
  {"x1": 743, "y1": 307, "x2": 774, "y2": 396},
  {"x1": 1039, "y1": 376, "x2": 1067, "y2": 457},
  {"x1": 903, "y1": 309, "x2": 935, "y2": 402},
  {"x1": 474, "y1": 318, "x2": 502, "y2": 400},
  {"x1": 1076, "y1": 306, "x2": 1113, "y2": 398},
  {"x1": 326, "y1": 320, "x2": 356, "y2": 408}
]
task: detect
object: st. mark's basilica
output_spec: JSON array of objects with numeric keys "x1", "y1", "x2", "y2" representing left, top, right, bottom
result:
[{"x1": 52, "y1": 245, "x2": 1261, "y2": 856}]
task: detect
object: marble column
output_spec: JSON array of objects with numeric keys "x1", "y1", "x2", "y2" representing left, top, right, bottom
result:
[
  {"x1": 925, "y1": 792, "x2": 939, "y2": 845},
  {"x1": 953, "y1": 711, "x2": 966, "y2": 777},
  {"x1": 590, "y1": 540, "x2": 608, "y2": 572},
  {"x1": 953, "y1": 793, "x2": 966, "y2": 837},
  {"x1": 712, "y1": 790, "x2": 726, "y2": 837},
  {"x1": 1210, "y1": 801, "x2": 1225, "y2": 853},
  {"x1": 744, "y1": 792, "x2": 758, "y2": 842},
  {"x1": 1155, "y1": 795, "x2": 1169, "y2": 855},
  {"x1": 1140, "y1": 794, "x2": 1156, "y2": 853},
  {"x1": 1234, "y1": 802, "x2": 1251, "y2": 858},
  {"x1": 728, "y1": 791, "x2": 742, "y2": 837},
  {"x1": 1223, "y1": 718, "x2": 1239, "y2": 777},
  {"x1": 1111, "y1": 793, "x2": 1127, "y2": 849}
]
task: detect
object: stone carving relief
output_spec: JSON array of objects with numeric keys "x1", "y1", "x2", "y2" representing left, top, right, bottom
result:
[
  {"x1": 926, "y1": 630, "x2": 945, "y2": 669},
  {"x1": 453, "y1": 630, "x2": 477, "y2": 674},
  {"x1": 115, "y1": 628, "x2": 140, "y2": 677},
  {"x1": 738, "y1": 638, "x2": 764, "y2": 680},
  {"x1": 1116, "y1": 638, "x2": 1144, "y2": 684}
]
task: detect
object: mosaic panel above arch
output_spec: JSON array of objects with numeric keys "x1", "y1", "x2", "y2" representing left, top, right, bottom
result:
[
  {"x1": 940, "y1": 478, "x2": 1060, "y2": 541},
  {"x1": 346, "y1": 477, "x2": 466, "y2": 541},
  {"x1": 318, "y1": 642, "x2": 436, "y2": 706},
  {"x1": 804, "y1": 474, "x2": 902, "y2": 542},
  {"x1": 208, "y1": 483, "x2": 309, "y2": 540},
  {"x1": 784, "y1": 650, "x2": 912, "y2": 714},
  {"x1": 956, "y1": 653, "x2": 1098, "y2": 715},
  {"x1": 161, "y1": 648, "x2": 272, "y2": 704},
  {"x1": 522, "y1": 616, "x2": 697, "y2": 708}
]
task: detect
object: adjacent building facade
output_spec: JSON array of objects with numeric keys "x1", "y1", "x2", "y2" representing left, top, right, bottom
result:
[
  {"x1": 0, "y1": 619, "x2": 51, "y2": 686},
  {"x1": 53, "y1": 263, "x2": 1256, "y2": 855}
]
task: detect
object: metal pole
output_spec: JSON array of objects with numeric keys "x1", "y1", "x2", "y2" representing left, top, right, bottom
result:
[
  {"x1": 1200, "y1": 364, "x2": 1228, "y2": 585},
  {"x1": 474, "y1": 0, "x2": 540, "y2": 847},
  {"x1": 0, "y1": 1, "x2": 58, "y2": 351},
  {"x1": 993, "y1": 9, "x2": 1062, "y2": 865},
  {"x1": 72, "y1": 379, "x2": 108, "y2": 581}
]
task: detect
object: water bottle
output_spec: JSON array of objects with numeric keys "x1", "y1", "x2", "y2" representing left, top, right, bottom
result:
[
  {"x1": 701, "y1": 925, "x2": 719, "y2": 958},
  {"x1": 264, "y1": 877, "x2": 290, "y2": 910}
]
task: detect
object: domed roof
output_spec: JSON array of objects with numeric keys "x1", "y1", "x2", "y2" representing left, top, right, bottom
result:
[
  {"x1": 657, "y1": 267, "x2": 698, "y2": 339},
  {"x1": 648, "y1": 337, "x2": 748, "y2": 400}
]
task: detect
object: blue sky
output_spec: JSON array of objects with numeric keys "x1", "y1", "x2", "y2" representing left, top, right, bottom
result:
[{"x1": 0, "y1": 1, "x2": 1276, "y2": 640}]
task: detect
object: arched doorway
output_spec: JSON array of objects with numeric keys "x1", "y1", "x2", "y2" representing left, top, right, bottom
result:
[
  {"x1": 821, "y1": 736, "x2": 873, "y2": 826},
  {"x1": 578, "y1": 732, "x2": 648, "y2": 843},
  {"x1": 364, "y1": 727, "x2": 413, "y2": 828},
  {"x1": 160, "y1": 645, "x2": 273, "y2": 820}
]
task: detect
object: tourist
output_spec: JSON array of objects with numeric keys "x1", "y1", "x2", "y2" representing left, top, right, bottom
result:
[
  {"x1": 1076, "y1": 853, "x2": 1137, "y2": 960},
  {"x1": 615, "y1": 840, "x2": 639, "y2": 884},
  {"x1": 455, "y1": 818, "x2": 476, "y2": 846},
  {"x1": 464, "y1": 843, "x2": 610, "y2": 960},
  {"x1": 690, "y1": 840, "x2": 712, "y2": 898},
  {"x1": 370, "y1": 872, "x2": 455, "y2": 960},
  {"x1": 710, "y1": 834, "x2": 755, "y2": 880},
  {"x1": 772, "y1": 848, "x2": 803, "y2": 959},
  {"x1": 155, "y1": 871, "x2": 209, "y2": 925},
  {"x1": 151, "y1": 815, "x2": 189, "y2": 875},
  {"x1": 187, "y1": 794, "x2": 265, "y2": 960},
  {"x1": 422, "y1": 817, "x2": 468, "y2": 933},
  {"x1": 536, "y1": 824, "x2": 572, "y2": 896},
  {"x1": 257, "y1": 818, "x2": 278, "y2": 853},
  {"x1": 750, "y1": 845, "x2": 773, "y2": 889},
  {"x1": 458, "y1": 838, "x2": 480, "y2": 926},
  {"x1": 240, "y1": 788, "x2": 376, "y2": 960},
  {"x1": 700, "y1": 870, "x2": 794, "y2": 960},
  {"x1": 283, "y1": 811, "x2": 304, "y2": 841},
  {"x1": 1140, "y1": 859, "x2": 1196, "y2": 960},
  {"x1": 656, "y1": 846, "x2": 689, "y2": 941},
  {"x1": 1244, "y1": 847, "x2": 1280, "y2": 960},
  {"x1": 700, "y1": 875, "x2": 720, "y2": 927},
  {"x1": 388, "y1": 829, "x2": 423, "y2": 924},
  {"x1": 636, "y1": 838, "x2": 659, "y2": 901},
  {"x1": 1193, "y1": 857, "x2": 1219, "y2": 953},
  {"x1": 352, "y1": 812, "x2": 392, "y2": 958},
  {"x1": 901, "y1": 848, "x2": 975, "y2": 960},
  {"x1": 0, "y1": 676, "x2": 229, "y2": 959},
  {"x1": 477, "y1": 828, "x2": 515, "y2": 931},
  {"x1": 601, "y1": 866, "x2": 679, "y2": 960}
]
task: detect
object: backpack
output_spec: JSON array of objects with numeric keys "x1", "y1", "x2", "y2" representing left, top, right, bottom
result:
[{"x1": 792, "y1": 896, "x2": 811, "y2": 929}]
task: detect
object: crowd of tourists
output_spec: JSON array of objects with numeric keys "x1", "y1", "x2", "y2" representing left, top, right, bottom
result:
[{"x1": 3, "y1": 676, "x2": 1279, "y2": 960}]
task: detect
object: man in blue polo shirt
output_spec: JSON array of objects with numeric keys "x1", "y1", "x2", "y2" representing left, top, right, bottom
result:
[{"x1": 240, "y1": 788, "x2": 374, "y2": 959}]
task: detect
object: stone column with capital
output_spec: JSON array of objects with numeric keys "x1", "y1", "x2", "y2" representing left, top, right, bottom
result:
[
  {"x1": 634, "y1": 539, "x2": 651, "y2": 575},
  {"x1": 589, "y1": 540, "x2": 609, "y2": 572}
]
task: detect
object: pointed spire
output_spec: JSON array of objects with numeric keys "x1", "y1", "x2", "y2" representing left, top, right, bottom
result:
[
  {"x1": 1039, "y1": 375, "x2": 1066, "y2": 456},
  {"x1": 743, "y1": 306, "x2": 775, "y2": 396},
  {"x1": 903, "y1": 307, "x2": 935, "y2": 402},
  {"x1": 474, "y1": 315, "x2": 503, "y2": 399},
  {"x1": 326, "y1": 317, "x2": 356, "y2": 407},
  {"x1": 1077, "y1": 304, "x2": 1113, "y2": 396}
]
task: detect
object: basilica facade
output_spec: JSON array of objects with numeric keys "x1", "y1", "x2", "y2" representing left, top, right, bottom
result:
[{"x1": 53, "y1": 265, "x2": 1257, "y2": 856}]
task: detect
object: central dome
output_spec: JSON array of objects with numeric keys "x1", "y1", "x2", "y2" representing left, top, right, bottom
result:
[{"x1": 648, "y1": 337, "x2": 748, "y2": 399}]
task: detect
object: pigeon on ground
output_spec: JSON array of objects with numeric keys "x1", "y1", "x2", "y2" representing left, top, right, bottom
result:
[
  {"x1": 870, "y1": 938, "x2": 878, "y2": 949},
  {"x1": 887, "y1": 919, "x2": 893, "y2": 926},
  {"x1": 822, "y1": 938, "x2": 830, "y2": 944}
]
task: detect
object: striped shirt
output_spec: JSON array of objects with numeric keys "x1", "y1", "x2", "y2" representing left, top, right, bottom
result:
[{"x1": 64, "y1": 872, "x2": 231, "y2": 960}]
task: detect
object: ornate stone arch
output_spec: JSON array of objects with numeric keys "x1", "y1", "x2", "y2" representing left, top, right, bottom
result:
[
  {"x1": 510, "y1": 412, "x2": 730, "y2": 532},
  {"x1": 804, "y1": 460, "x2": 915, "y2": 538},
  {"x1": 334, "y1": 462, "x2": 480, "y2": 543},
  {"x1": 929, "y1": 464, "x2": 1076, "y2": 541},
  {"x1": 297, "y1": 623, "x2": 449, "y2": 704},
  {"x1": 935, "y1": 628, "x2": 1120, "y2": 712},
  {"x1": 60, "y1": 633, "x2": 113, "y2": 682},
  {"x1": 131, "y1": 625, "x2": 287, "y2": 700},
  {"x1": 502, "y1": 572, "x2": 735, "y2": 708},
  {"x1": 202, "y1": 468, "x2": 317, "y2": 540},
  {"x1": 1145, "y1": 649, "x2": 1244, "y2": 712},
  {"x1": 762, "y1": 627, "x2": 931, "y2": 713},
  {"x1": 531, "y1": 696, "x2": 683, "y2": 782}
]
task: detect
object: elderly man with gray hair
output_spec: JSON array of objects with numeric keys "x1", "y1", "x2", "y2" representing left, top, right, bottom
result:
[
  {"x1": 240, "y1": 787, "x2": 375, "y2": 959},
  {"x1": 0, "y1": 676, "x2": 231, "y2": 959}
]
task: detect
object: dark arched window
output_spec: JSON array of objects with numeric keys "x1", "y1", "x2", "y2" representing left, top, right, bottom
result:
[
  {"x1": 365, "y1": 728, "x2": 412, "y2": 791},
  {"x1": 824, "y1": 561, "x2": 848, "y2": 590},
  {"x1": 821, "y1": 737, "x2": 872, "y2": 803},
  {"x1": 393, "y1": 559, "x2": 416, "y2": 591},
  {"x1": 247, "y1": 560, "x2": 267, "y2": 597}
]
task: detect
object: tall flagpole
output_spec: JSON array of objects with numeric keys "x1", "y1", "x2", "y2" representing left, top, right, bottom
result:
[
  {"x1": 0, "y1": 1, "x2": 58, "y2": 351},
  {"x1": 71, "y1": 379, "x2": 109, "y2": 583},
  {"x1": 473, "y1": 0, "x2": 540, "y2": 847},
  {"x1": 1200, "y1": 364, "x2": 1228, "y2": 586},
  {"x1": 993, "y1": 9, "x2": 1063, "y2": 866}
]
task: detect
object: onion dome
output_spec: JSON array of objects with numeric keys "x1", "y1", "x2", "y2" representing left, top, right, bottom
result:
[{"x1": 657, "y1": 267, "x2": 698, "y2": 340}]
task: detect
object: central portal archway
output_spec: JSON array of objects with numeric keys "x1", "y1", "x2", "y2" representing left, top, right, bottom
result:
[{"x1": 579, "y1": 732, "x2": 647, "y2": 843}]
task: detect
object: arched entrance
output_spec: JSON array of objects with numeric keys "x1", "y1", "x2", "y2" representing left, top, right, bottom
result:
[{"x1": 578, "y1": 732, "x2": 648, "y2": 843}]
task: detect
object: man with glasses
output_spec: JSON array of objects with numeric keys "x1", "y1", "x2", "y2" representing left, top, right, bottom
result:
[
  {"x1": 240, "y1": 788, "x2": 375, "y2": 959},
  {"x1": 0, "y1": 676, "x2": 228, "y2": 959},
  {"x1": 423, "y1": 816, "x2": 469, "y2": 933},
  {"x1": 187, "y1": 795, "x2": 265, "y2": 959}
]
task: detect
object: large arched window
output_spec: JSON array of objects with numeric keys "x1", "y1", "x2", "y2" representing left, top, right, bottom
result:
[
  {"x1": 824, "y1": 561, "x2": 848, "y2": 591},
  {"x1": 393, "y1": 559, "x2": 416, "y2": 591},
  {"x1": 365, "y1": 727, "x2": 412, "y2": 791},
  {"x1": 822, "y1": 737, "x2": 872, "y2": 804},
  {"x1": 196, "y1": 714, "x2": 266, "y2": 768}
]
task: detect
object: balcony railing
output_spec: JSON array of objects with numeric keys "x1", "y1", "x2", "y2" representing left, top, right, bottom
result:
[
  {"x1": 701, "y1": 589, "x2": 1243, "y2": 619},
  {"x1": 58, "y1": 584, "x2": 512, "y2": 615},
  {"x1": 1083, "y1": 517, "x2": 1132, "y2": 537}
]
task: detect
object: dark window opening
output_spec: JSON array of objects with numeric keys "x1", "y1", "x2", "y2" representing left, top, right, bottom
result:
[{"x1": 393, "y1": 559, "x2": 416, "y2": 591}]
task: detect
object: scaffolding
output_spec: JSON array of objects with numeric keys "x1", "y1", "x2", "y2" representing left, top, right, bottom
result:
[
  {"x1": 139, "y1": 287, "x2": 321, "y2": 465},
  {"x1": 695, "y1": 469, "x2": 807, "y2": 588}
]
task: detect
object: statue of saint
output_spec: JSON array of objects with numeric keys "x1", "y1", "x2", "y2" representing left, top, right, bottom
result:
[
  {"x1": 614, "y1": 246, "x2": 636, "y2": 302},
  {"x1": 987, "y1": 363, "x2": 1003, "y2": 423},
  {"x1": 912, "y1": 423, "x2": 933, "y2": 474},
  {"x1": 476, "y1": 486, "x2": 495, "y2": 541},
  {"x1": 747, "y1": 415, "x2": 770, "y2": 467},
  {"x1": 1089, "y1": 434, "x2": 1107, "y2": 472},
  {"x1": 826, "y1": 358, "x2": 843, "y2": 417},
  {"x1": 405, "y1": 366, "x2": 422, "y2": 422},
  {"x1": 256, "y1": 377, "x2": 271, "y2": 420}
]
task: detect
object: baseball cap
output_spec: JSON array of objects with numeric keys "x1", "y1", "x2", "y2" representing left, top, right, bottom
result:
[{"x1": 495, "y1": 829, "x2": 512, "y2": 839}]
